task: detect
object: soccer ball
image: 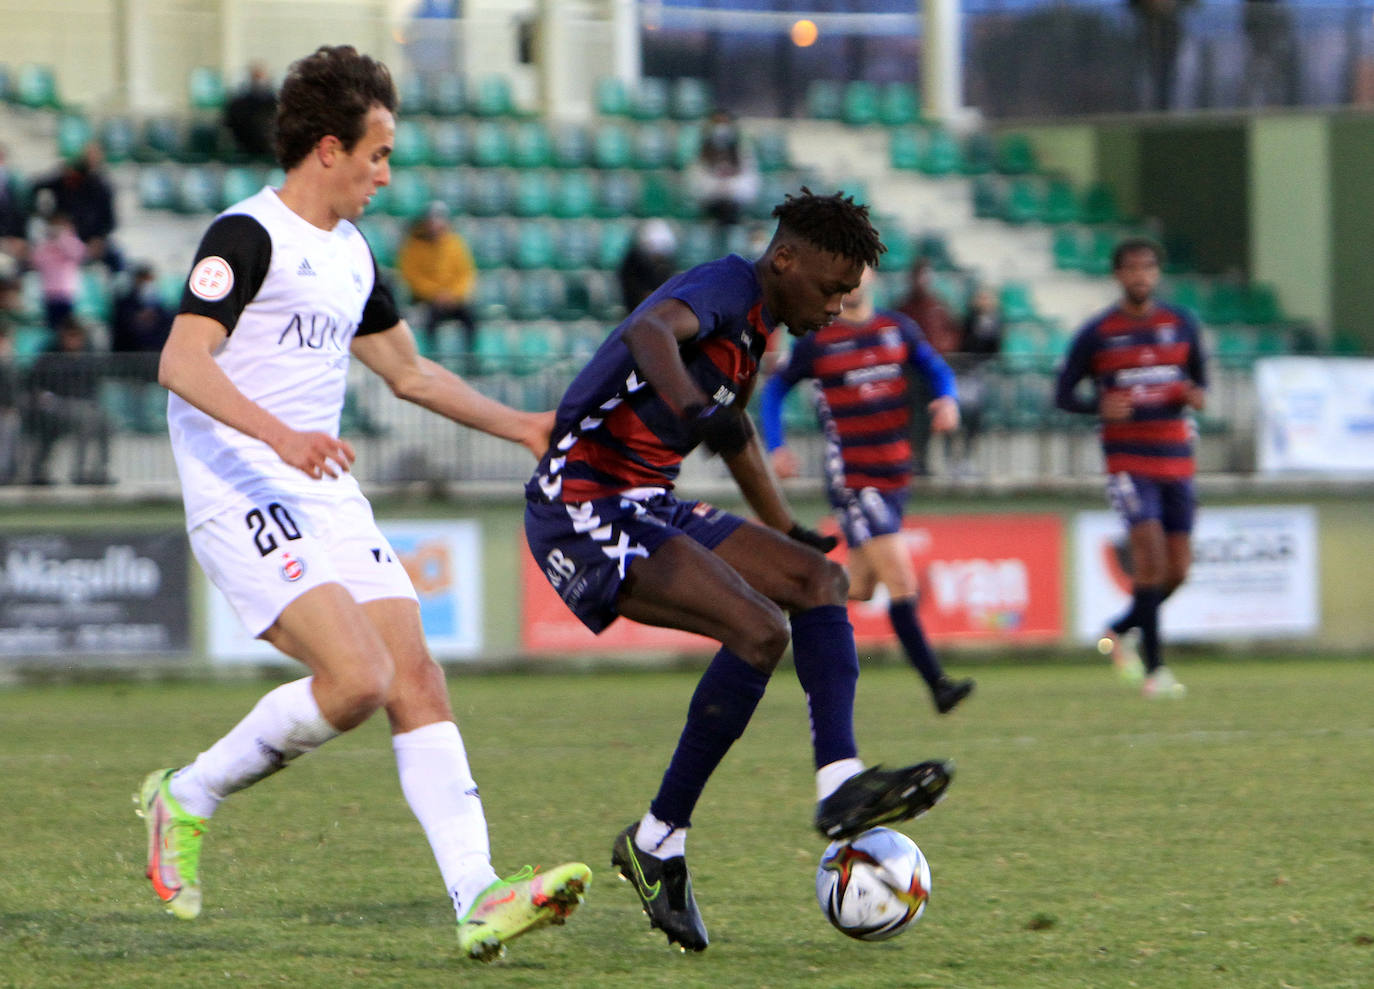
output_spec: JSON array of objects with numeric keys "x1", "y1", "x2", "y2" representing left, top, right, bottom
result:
[{"x1": 815, "y1": 827, "x2": 931, "y2": 941}]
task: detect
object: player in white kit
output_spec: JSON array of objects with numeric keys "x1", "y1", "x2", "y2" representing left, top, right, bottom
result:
[{"x1": 133, "y1": 46, "x2": 589, "y2": 962}]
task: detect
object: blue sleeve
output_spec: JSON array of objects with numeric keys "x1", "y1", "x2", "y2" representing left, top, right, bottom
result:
[
  {"x1": 668, "y1": 259, "x2": 755, "y2": 342},
  {"x1": 759, "y1": 372, "x2": 791, "y2": 451},
  {"x1": 1182, "y1": 311, "x2": 1208, "y2": 388},
  {"x1": 894, "y1": 313, "x2": 955, "y2": 400},
  {"x1": 1054, "y1": 324, "x2": 1099, "y2": 414}
]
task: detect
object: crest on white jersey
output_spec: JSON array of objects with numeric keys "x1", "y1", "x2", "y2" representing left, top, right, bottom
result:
[{"x1": 189, "y1": 256, "x2": 234, "y2": 301}]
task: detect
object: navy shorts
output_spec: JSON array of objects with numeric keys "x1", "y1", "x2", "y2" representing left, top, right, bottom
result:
[
  {"x1": 831, "y1": 486, "x2": 908, "y2": 548},
  {"x1": 1106, "y1": 472, "x2": 1196, "y2": 534},
  {"x1": 525, "y1": 491, "x2": 747, "y2": 634}
]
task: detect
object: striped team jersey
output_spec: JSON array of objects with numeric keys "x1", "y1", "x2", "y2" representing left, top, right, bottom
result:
[
  {"x1": 759, "y1": 311, "x2": 955, "y2": 492},
  {"x1": 528, "y1": 254, "x2": 772, "y2": 503},
  {"x1": 1054, "y1": 301, "x2": 1208, "y2": 480}
]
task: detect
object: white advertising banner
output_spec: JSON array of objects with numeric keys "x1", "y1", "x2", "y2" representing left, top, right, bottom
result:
[
  {"x1": 1256, "y1": 357, "x2": 1374, "y2": 474},
  {"x1": 208, "y1": 520, "x2": 483, "y2": 664},
  {"x1": 1073, "y1": 506, "x2": 1319, "y2": 642}
]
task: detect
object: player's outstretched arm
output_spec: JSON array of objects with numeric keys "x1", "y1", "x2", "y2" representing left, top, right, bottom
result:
[
  {"x1": 351, "y1": 320, "x2": 553, "y2": 458},
  {"x1": 159, "y1": 313, "x2": 355, "y2": 479}
]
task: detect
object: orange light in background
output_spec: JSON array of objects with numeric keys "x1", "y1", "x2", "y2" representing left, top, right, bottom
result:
[{"x1": 791, "y1": 19, "x2": 819, "y2": 47}]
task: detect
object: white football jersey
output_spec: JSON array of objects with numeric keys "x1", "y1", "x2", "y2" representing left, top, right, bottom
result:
[{"x1": 168, "y1": 187, "x2": 399, "y2": 529}]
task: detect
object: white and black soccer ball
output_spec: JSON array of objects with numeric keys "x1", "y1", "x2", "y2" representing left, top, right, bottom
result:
[{"x1": 815, "y1": 826, "x2": 931, "y2": 941}]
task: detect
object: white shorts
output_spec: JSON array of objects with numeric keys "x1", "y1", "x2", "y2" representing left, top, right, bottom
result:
[{"x1": 189, "y1": 487, "x2": 417, "y2": 637}]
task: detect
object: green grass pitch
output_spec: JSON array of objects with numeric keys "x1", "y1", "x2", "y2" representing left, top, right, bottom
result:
[{"x1": 1, "y1": 656, "x2": 1371, "y2": 988}]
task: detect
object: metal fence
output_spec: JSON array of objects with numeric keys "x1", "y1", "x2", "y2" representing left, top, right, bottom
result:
[{"x1": 0, "y1": 350, "x2": 1259, "y2": 492}]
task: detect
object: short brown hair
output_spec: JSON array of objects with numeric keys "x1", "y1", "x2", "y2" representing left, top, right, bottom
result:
[
  {"x1": 1112, "y1": 236, "x2": 1165, "y2": 270},
  {"x1": 274, "y1": 45, "x2": 398, "y2": 170}
]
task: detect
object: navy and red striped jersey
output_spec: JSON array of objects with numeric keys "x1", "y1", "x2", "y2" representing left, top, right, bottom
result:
[
  {"x1": 1054, "y1": 301, "x2": 1208, "y2": 480},
  {"x1": 528, "y1": 254, "x2": 772, "y2": 503},
  {"x1": 759, "y1": 311, "x2": 955, "y2": 492}
]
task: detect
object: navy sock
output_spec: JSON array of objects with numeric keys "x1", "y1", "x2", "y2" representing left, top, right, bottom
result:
[
  {"x1": 1109, "y1": 598, "x2": 1140, "y2": 636},
  {"x1": 650, "y1": 648, "x2": 769, "y2": 829},
  {"x1": 888, "y1": 598, "x2": 944, "y2": 689},
  {"x1": 790, "y1": 604, "x2": 860, "y2": 770},
  {"x1": 1134, "y1": 587, "x2": 1164, "y2": 672}
]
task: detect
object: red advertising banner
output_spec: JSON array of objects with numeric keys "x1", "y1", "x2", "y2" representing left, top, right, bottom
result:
[{"x1": 521, "y1": 513, "x2": 1064, "y2": 654}]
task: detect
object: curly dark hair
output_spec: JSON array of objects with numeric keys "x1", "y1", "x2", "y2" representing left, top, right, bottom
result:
[
  {"x1": 1111, "y1": 235, "x2": 1165, "y2": 270},
  {"x1": 274, "y1": 46, "x2": 398, "y2": 170},
  {"x1": 771, "y1": 187, "x2": 886, "y2": 268}
]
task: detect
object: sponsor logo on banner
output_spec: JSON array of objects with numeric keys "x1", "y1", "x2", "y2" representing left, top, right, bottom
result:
[
  {"x1": 520, "y1": 514, "x2": 1064, "y2": 654},
  {"x1": 208, "y1": 521, "x2": 483, "y2": 664},
  {"x1": 1073, "y1": 506, "x2": 1319, "y2": 642},
  {"x1": 0, "y1": 531, "x2": 191, "y2": 660}
]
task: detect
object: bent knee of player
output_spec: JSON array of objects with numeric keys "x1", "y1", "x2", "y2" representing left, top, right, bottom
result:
[
  {"x1": 797, "y1": 557, "x2": 849, "y2": 609},
  {"x1": 319, "y1": 650, "x2": 395, "y2": 730},
  {"x1": 730, "y1": 602, "x2": 791, "y2": 673}
]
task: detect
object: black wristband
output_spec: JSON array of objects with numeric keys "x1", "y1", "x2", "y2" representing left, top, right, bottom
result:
[
  {"x1": 684, "y1": 402, "x2": 750, "y2": 457},
  {"x1": 787, "y1": 523, "x2": 839, "y2": 554}
]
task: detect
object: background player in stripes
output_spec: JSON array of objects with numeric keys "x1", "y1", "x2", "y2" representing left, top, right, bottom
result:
[
  {"x1": 760, "y1": 264, "x2": 975, "y2": 715},
  {"x1": 1054, "y1": 236, "x2": 1208, "y2": 699}
]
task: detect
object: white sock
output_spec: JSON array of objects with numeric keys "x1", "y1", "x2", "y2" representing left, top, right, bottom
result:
[
  {"x1": 393, "y1": 720, "x2": 499, "y2": 918},
  {"x1": 635, "y1": 810, "x2": 687, "y2": 859},
  {"x1": 816, "y1": 757, "x2": 866, "y2": 802},
  {"x1": 170, "y1": 677, "x2": 340, "y2": 818}
]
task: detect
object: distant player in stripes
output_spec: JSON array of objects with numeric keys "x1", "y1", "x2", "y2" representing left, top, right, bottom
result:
[
  {"x1": 135, "y1": 45, "x2": 589, "y2": 961},
  {"x1": 526, "y1": 190, "x2": 953, "y2": 952},
  {"x1": 759, "y1": 265, "x2": 975, "y2": 715},
  {"x1": 1054, "y1": 237, "x2": 1208, "y2": 699}
]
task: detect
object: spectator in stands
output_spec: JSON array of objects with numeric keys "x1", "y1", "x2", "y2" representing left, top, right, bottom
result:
[
  {"x1": 23, "y1": 315, "x2": 113, "y2": 485},
  {"x1": 32, "y1": 141, "x2": 123, "y2": 273},
  {"x1": 895, "y1": 259, "x2": 960, "y2": 476},
  {"x1": 0, "y1": 143, "x2": 30, "y2": 266},
  {"x1": 947, "y1": 285, "x2": 1005, "y2": 476},
  {"x1": 1243, "y1": 0, "x2": 1296, "y2": 107},
  {"x1": 224, "y1": 62, "x2": 278, "y2": 160},
  {"x1": 0, "y1": 314, "x2": 19, "y2": 484},
  {"x1": 396, "y1": 200, "x2": 477, "y2": 355},
  {"x1": 110, "y1": 262, "x2": 174, "y2": 431},
  {"x1": 685, "y1": 110, "x2": 760, "y2": 228},
  {"x1": 29, "y1": 212, "x2": 85, "y2": 332},
  {"x1": 617, "y1": 218, "x2": 677, "y2": 312},
  {"x1": 1128, "y1": 0, "x2": 1193, "y2": 111}
]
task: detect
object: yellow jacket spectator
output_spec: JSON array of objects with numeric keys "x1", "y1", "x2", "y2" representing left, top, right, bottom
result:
[{"x1": 397, "y1": 201, "x2": 477, "y2": 353}]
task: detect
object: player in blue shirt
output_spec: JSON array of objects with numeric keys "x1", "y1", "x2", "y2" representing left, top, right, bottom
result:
[
  {"x1": 759, "y1": 266, "x2": 975, "y2": 716},
  {"x1": 526, "y1": 190, "x2": 954, "y2": 952}
]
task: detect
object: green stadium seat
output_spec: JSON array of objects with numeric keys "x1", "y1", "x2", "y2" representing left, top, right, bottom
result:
[
  {"x1": 878, "y1": 83, "x2": 921, "y2": 127},
  {"x1": 74, "y1": 268, "x2": 111, "y2": 321},
  {"x1": 430, "y1": 169, "x2": 467, "y2": 213},
  {"x1": 632, "y1": 124, "x2": 673, "y2": 170},
  {"x1": 568, "y1": 322, "x2": 608, "y2": 362},
  {"x1": 428, "y1": 120, "x2": 467, "y2": 167},
  {"x1": 583, "y1": 270, "x2": 624, "y2": 321},
  {"x1": 510, "y1": 121, "x2": 552, "y2": 168},
  {"x1": 971, "y1": 175, "x2": 1003, "y2": 219},
  {"x1": 1078, "y1": 182, "x2": 1120, "y2": 225},
  {"x1": 385, "y1": 169, "x2": 431, "y2": 219},
  {"x1": 557, "y1": 274, "x2": 592, "y2": 320},
  {"x1": 470, "y1": 323, "x2": 512, "y2": 373},
  {"x1": 356, "y1": 216, "x2": 401, "y2": 268},
  {"x1": 670, "y1": 78, "x2": 712, "y2": 120},
  {"x1": 929, "y1": 271, "x2": 971, "y2": 315},
  {"x1": 469, "y1": 75, "x2": 515, "y2": 117},
  {"x1": 188, "y1": 67, "x2": 225, "y2": 111},
  {"x1": 175, "y1": 166, "x2": 221, "y2": 214},
  {"x1": 593, "y1": 123, "x2": 634, "y2": 170},
  {"x1": 999, "y1": 323, "x2": 1045, "y2": 374},
  {"x1": 510, "y1": 171, "x2": 554, "y2": 217},
  {"x1": 921, "y1": 129, "x2": 962, "y2": 176},
  {"x1": 595, "y1": 171, "x2": 638, "y2": 219},
  {"x1": 511, "y1": 221, "x2": 557, "y2": 269},
  {"x1": 1161, "y1": 233, "x2": 1196, "y2": 274},
  {"x1": 515, "y1": 323, "x2": 564, "y2": 368},
  {"x1": 138, "y1": 117, "x2": 185, "y2": 163},
  {"x1": 1052, "y1": 227, "x2": 1083, "y2": 271},
  {"x1": 636, "y1": 172, "x2": 676, "y2": 217},
  {"x1": 915, "y1": 232, "x2": 955, "y2": 271},
  {"x1": 1165, "y1": 278, "x2": 1205, "y2": 318},
  {"x1": 882, "y1": 231, "x2": 914, "y2": 271},
  {"x1": 1243, "y1": 283, "x2": 1284, "y2": 325},
  {"x1": 15, "y1": 64, "x2": 59, "y2": 109},
  {"x1": 1204, "y1": 283, "x2": 1246, "y2": 325},
  {"x1": 782, "y1": 385, "x2": 816, "y2": 433},
  {"x1": 805, "y1": 80, "x2": 843, "y2": 120},
  {"x1": 995, "y1": 133, "x2": 1036, "y2": 175},
  {"x1": 551, "y1": 170, "x2": 597, "y2": 219},
  {"x1": 629, "y1": 77, "x2": 670, "y2": 121},
  {"x1": 511, "y1": 270, "x2": 565, "y2": 320},
  {"x1": 1081, "y1": 228, "x2": 1117, "y2": 276},
  {"x1": 0, "y1": 65, "x2": 11, "y2": 104},
  {"x1": 751, "y1": 131, "x2": 790, "y2": 173},
  {"x1": 841, "y1": 81, "x2": 880, "y2": 126},
  {"x1": 390, "y1": 119, "x2": 429, "y2": 168},
  {"x1": 1253, "y1": 325, "x2": 1289, "y2": 355},
  {"x1": 183, "y1": 120, "x2": 222, "y2": 163},
  {"x1": 677, "y1": 224, "x2": 718, "y2": 268},
  {"x1": 596, "y1": 219, "x2": 634, "y2": 269},
  {"x1": 889, "y1": 130, "x2": 924, "y2": 171},
  {"x1": 425, "y1": 72, "x2": 466, "y2": 117},
  {"x1": 595, "y1": 76, "x2": 631, "y2": 117},
  {"x1": 1211, "y1": 326, "x2": 1253, "y2": 364},
  {"x1": 553, "y1": 220, "x2": 598, "y2": 270},
  {"x1": 1002, "y1": 177, "x2": 1043, "y2": 224},
  {"x1": 56, "y1": 114, "x2": 92, "y2": 161},
  {"x1": 551, "y1": 123, "x2": 592, "y2": 169},
  {"x1": 961, "y1": 132, "x2": 995, "y2": 175},
  {"x1": 466, "y1": 170, "x2": 511, "y2": 217},
  {"x1": 672, "y1": 124, "x2": 701, "y2": 169},
  {"x1": 396, "y1": 74, "x2": 427, "y2": 116},
  {"x1": 1042, "y1": 177, "x2": 1078, "y2": 225},
  {"x1": 470, "y1": 121, "x2": 511, "y2": 168},
  {"x1": 99, "y1": 117, "x2": 137, "y2": 164},
  {"x1": 999, "y1": 281, "x2": 1037, "y2": 322},
  {"x1": 464, "y1": 220, "x2": 510, "y2": 270},
  {"x1": 136, "y1": 166, "x2": 177, "y2": 211},
  {"x1": 220, "y1": 165, "x2": 262, "y2": 208}
]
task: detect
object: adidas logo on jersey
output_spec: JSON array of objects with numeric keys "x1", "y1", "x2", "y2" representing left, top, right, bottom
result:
[{"x1": 297, "y1": 258, "x2": 316, "y2": 277}]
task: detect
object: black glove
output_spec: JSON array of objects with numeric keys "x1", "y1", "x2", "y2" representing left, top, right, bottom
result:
[
  {"x1": 683, "y1": 402, "x2": 751, "y2": 458},
  {"x1": 788, "y1": 523, "x2": 839, "y2": 554}
]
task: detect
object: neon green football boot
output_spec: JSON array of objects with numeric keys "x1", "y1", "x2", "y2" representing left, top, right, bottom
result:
[
  {"x1": 134, "y1": 768, "x2": 208, "y2": 920},
  {"x1": 456, "y1": 862, "x2": 592, "y2": 962}
]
